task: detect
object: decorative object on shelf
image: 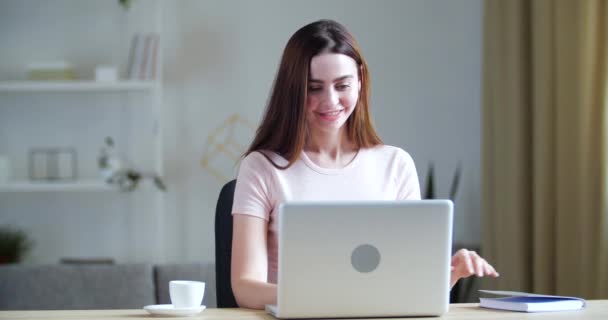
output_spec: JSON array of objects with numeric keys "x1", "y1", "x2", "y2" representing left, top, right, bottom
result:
[
  {"x1": 0, "y1": 155, "x2": 10, "y2": 183},
  {"x1": 127, "y1": 33, "x2": 160, "y2": 80},
  {"x1": 200, "y1": 114, "x2": 256, "y2": 182},
  {"x1": 0, "y1": 225, "x2": 33, "y2": 264},
  {"x1": 26, "y1": 61, "x2": 75, "y2": 80},
  {"x1": 95, "y1": 65, "x2": 118, "y2": 82},
  {"x1": 28, "y1": 147, "x2": 77, "y2": 181},
  {"x1": 98, "y1": 137, "x2": 166, "y2": 192}
]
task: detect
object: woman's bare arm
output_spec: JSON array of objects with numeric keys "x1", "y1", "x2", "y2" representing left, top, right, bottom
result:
[{"x1": 231, "y1": 214, "x2": 277, "y2": 309}]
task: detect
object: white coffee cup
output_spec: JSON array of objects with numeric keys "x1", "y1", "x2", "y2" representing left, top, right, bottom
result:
[{"x1": 169, "y1": 280, "x2": 205, "y2": 308}]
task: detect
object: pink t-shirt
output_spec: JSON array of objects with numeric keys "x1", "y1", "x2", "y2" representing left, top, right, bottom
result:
[{"x1": 232, "y1": 144, "x2": 421, "y2": 283}]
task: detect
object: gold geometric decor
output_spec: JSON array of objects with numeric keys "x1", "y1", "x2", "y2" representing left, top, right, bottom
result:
[{"x1": 200, "y1": 114, "x2": 255, "y2": 182}]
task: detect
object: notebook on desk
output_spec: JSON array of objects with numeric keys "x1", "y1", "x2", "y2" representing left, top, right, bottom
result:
[{"x1": 265, "y1": 200, "x2": 453, "y2": 319}]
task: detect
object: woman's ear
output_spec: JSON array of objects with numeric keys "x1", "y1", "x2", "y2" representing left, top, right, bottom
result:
[{"x1": 358, "y1": 80, "x2": 362, "y2": 92}]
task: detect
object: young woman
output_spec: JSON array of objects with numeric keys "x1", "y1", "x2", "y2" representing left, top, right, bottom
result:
[{"x1": 231, "y1": 19, "x2": 498, "y2": 309}]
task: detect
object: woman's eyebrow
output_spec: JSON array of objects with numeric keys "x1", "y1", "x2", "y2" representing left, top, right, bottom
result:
[{"x1": 308, "y1": 75, "x2": 354, "y2": 83}]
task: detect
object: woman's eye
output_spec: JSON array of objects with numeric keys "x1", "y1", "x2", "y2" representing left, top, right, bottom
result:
[
  {"x1": 336, "y1": 84, "x2": 351, "y2": 90},
  {"x1": 308, "y1": 87, "x2": 322, "y2": 92}
]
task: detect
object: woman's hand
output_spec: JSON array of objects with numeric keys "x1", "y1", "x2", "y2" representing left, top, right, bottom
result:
[{"x1": 450, "y1": 249, "x2": 499, "y2": 288}]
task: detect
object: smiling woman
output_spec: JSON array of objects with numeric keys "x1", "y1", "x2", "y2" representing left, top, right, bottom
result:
[
  {"x1": 243, "y1": 19, "x2": 380, "y2": 170},
  {"x1": 306, "y1": 54, "x2": 360, "y2": 140},
  {"x1": 229, "y1": 19, "x2": 499, "y2": 310}
]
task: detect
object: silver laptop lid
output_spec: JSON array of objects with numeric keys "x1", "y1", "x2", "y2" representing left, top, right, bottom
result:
[{"x1": 273, "y1": 200, "x2": 453, "y2": 318}]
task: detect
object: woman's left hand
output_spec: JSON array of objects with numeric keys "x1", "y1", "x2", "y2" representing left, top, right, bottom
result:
[{"x1": 450, "y1": 249, "x2": 499, "y2": 288}]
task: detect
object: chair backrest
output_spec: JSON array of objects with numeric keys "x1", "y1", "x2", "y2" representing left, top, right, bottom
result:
[{"x1": 214, "y1": 179, "x2": 238, "y2": 308}]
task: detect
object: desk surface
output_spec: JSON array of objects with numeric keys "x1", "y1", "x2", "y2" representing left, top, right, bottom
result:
[{"x1": 1, "y1": 301, "x2": 607, "y2": 319}]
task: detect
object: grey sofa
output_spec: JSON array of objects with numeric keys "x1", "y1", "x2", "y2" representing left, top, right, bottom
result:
[{"x1": 0, "y1": 263, "x2": 216, "y2": 310}]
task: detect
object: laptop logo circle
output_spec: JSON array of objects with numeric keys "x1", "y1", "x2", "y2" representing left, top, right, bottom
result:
[{"x1": 351, "y1": 244, "x2": 381, "y2": 273}]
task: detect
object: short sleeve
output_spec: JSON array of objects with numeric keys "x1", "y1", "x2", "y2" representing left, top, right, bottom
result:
[
  {"x1": 232, "y1": 152, "x2": 274, "y2": 220},
  {"x1": 395, "y1": 150, "x2": 421, "y2": 200}
]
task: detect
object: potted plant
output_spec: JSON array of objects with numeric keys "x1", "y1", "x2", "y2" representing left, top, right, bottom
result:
[
  {"x1": 0, "y1": 226, "x2": 33, "y2": 264},
  {"x1": 424, "y1": 162, "x2": 461, "y2": 200},
  {"x1": 98, "y1": 137, "x2": 167, "y2": 192}
]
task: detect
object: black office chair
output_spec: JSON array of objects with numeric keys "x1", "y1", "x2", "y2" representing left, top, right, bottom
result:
[{"x1": 214, "y1": 179, "x2": 238, "y2": 308}]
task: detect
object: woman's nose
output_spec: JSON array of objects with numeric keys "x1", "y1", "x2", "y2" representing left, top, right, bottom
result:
[{"x1": 321, "y1": 88, "x2": 339, "y2": 107}]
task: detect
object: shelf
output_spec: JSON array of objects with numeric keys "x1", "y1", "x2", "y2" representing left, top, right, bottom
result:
[
  {"x1": 0, "y1": 180, "x2": 115, "y2": 192},
  {"x1": 0, "y1": 80, "x2": 158, "y2": 92}
]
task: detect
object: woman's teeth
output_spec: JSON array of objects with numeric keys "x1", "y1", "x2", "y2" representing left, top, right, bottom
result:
[{"x1": 321, "y1": 110, "x2": 341, "y2": 116}]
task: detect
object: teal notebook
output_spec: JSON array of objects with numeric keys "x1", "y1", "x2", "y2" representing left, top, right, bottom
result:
[{"x1": 478, "y1": 290, "x2": 586, "y2": 313}]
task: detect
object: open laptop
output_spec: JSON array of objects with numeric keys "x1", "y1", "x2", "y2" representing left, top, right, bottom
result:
[{"x1": 266, "y1": 200, "x2": 453, "y2": 319}]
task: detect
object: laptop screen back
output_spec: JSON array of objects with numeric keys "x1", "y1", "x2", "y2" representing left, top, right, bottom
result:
[{"x1": 274, "y1": 200, "x2": 453, "y2": 318}]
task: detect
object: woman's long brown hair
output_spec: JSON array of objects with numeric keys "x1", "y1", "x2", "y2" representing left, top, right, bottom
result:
[{"x1": 245, "y1": 19, "x2": 382, "y2": 169}]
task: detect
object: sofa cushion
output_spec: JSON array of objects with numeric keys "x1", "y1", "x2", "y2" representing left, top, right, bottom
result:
[
  {"x1": 0, "y1": 264, "x2": 155, "y2": 310},
  {"x1": 154, "y1": 263, "x2": 216, "y2": 307}
]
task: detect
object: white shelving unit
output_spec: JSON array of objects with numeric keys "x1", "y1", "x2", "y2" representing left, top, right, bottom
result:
[
  {"x1": 0, "y1": 80, "x2": 158, "y2": 92},
  {"x1": 0, "y1": 79, "x2": 161, "y2": 193},
  {"x1": 0, "y1": 180, "x2": 113, "y2": 192},
  {"x1": 0, "y1": 6, "x2": 164, "y2": 194},
  {"x1": 0, "y1": 0, "x2": 166, "y2": 263},
  {"x1": 0, "y1": 79, "x2": 163, "y2": 193}
]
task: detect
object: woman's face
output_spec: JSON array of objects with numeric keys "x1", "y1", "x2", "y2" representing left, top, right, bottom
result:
[{"x1": 306, "y1": 53, "x2": 360, "y2": 136}]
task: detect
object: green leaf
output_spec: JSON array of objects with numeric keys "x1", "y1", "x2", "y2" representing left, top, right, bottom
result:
[
  {"x1": 118, "y1": 0, "x2": 132, "y2": 10},
  {"x1": 424, "y1": 162, "x2": 435, "y2": 199},
  {"x1": 153, "y1": 176, "x2": 167, "y2": 192},
  {"x1": 449, "y1": 162, "x2": 462, "y2": 200}
]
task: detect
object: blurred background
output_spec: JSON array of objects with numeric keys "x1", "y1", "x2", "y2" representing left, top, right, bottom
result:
[
  {"x1": 0, "y1": 0, "x2": 482, "y2": 264},
  {"x1": 0, "y1": 0, "x2": 606, "y2": 306}
]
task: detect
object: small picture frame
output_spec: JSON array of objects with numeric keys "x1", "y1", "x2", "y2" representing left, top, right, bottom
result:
[{"x1": 28, "y1": 147, "x2": 77, "y2": 181}]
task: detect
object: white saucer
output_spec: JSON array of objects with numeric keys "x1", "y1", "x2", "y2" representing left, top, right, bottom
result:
[{"x1": 143, "y1": 304, "x2": 206, "y2": 317}]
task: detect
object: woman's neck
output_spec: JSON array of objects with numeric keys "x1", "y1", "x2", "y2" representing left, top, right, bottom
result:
[{"x1": 304, "y1": 129, "x2": 357, "y2": 168}]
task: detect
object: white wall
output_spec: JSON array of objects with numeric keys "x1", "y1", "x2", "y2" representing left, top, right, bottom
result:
[
  {"x1": 0, "y1": 0, "x2": 482, "y2": 264},
  {"x1": 161, "y1": 0, "x2": 483, "y2": 263}
]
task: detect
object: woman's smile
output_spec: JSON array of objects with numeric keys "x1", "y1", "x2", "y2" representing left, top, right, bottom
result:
[{"x1": 317, "y1": 109, "x2": 344, "y2": 121}]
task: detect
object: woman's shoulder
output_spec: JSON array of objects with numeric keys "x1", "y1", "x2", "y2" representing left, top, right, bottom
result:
[
  {"x1": 240, "y1": 150, "x2": 289, "y2": 170},
  {"x1": 365, "y1": 144, "x2": 415, "y2": 163}
]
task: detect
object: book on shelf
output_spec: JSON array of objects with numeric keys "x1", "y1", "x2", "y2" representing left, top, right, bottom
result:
[
  {"x1": 127, "y1": 33, "x2": 160, "y2": 80},
  {"x1": 145, "y1": 33, "x2": 160, "y2": 79},
  {"x1": 26, "y1": 61, "x2": 75, "y2": 80},
  {"x1": 478, "y1": 290, "x2": 586, "y2": 313}
]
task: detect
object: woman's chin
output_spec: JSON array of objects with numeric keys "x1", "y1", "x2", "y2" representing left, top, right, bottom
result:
[{"x1": 310, "y1": 122, "x2": 347, "y2": 134}]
